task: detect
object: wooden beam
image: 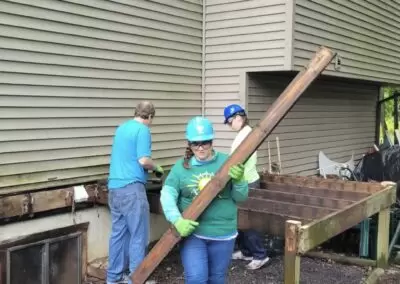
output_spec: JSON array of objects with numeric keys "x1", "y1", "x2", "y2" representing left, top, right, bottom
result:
[
  {"x1": 376, "y1": 207, "x2": 390, "y2": 268},
  {"x1": 250, "y1": 189, "x2": 353, "y2": 209},
  {"x1": 0, "y1": 186, "x2": 107, "y2": 219},
  {"x1": 262, "y1": 174, "x2": 383, "y2": 194},
  {"x1": 132, "y1": 47, "x2": 336, "y2": 284},
  {"x1": 238, "y1": 209, "x2": 310, "y2": 236},
  {"x1": 240, "y1": 197, "x2": 335, "y2": 220},
  {"x1": 363, "y1": 268, "x2": 385, "y2": 284},
  {"x1": 284, "y1": 220, "x2": 301, "y2": 284},
  {"x1": 264, "y1": 182, "x2": 369, "y2": 201},
  {"x1": 304, "y1": 251, "x2": 376, "y2": 267},
  {"x1": 0, "y1": 183, "x2": 163, "y2": 220},
  {"x1": 297, "y1": 182, "x2": 396, "y2": 254}
]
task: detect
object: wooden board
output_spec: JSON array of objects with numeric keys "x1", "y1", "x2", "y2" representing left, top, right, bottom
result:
[{"x1": 297, "y1": 183, "x2": 396, "y2": 254}]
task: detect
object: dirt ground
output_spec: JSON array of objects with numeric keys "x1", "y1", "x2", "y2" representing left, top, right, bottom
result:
[
  {"x1": 148, "y1": 248, "x2": 369, "y2": 284},
  {"x1": 85, "y1": 246, "x2": 373, "y2": 284},
  {"x1": 377, "y1": 266, "x2": 400, "y2": 284}
]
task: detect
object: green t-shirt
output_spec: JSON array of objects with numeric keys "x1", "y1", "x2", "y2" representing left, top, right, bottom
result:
[{"x1": 160, "y1": 151, "x2": 249, "y2": 237}]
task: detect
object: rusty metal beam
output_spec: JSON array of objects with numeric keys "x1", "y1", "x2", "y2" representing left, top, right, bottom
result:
[
  {"x1": 250, "y1": 189, "x2": 353, "y2": 209},
  {"x1": 262, "y1": 174, "x2": 383, "y2": 194},
  {"x1": 0, "y1": 182, "x2": 163, "y2": 220},
  {"x1": 239, "y1": 197, "x2": 334, "y2": 220},
  {"x1": 238, "y1": 209, "x2": 310, "y2": 236},
  {"x1": 264, "y1": 182, "x2": 369, "y2": 201},
  {"x1": 132, "y1": 47, "x2": 336, "y2": 284},
  {"x1": 298, "y1": 182, "x2": 396, "y2": 254}
]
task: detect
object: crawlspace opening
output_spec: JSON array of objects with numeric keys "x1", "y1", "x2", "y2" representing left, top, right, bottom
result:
[{"x1": 0, "y1": 223, "x2": 88, "y2": 284}]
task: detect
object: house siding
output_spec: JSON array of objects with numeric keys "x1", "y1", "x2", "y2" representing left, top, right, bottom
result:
[
  {"x1": 0, "y1": 0, "x2": 202, "y2": 194},
  {"x1": 248, "y1": 73, "x2": 378, "y2": 176},
  {"x1": 293, "y1": 0, "x2": 400, "y2": 84},
  {"x1": 204, "y1": 0, "x2": 290, "y2": 153}
]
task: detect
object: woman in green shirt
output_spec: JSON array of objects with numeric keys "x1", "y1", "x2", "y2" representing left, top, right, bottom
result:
[{"x1": 160, "y1": 116, "x2": 249, "y2": 283}]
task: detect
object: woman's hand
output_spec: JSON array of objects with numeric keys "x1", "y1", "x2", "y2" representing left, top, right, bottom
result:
[
  {"x1": 174, "y1": 217, "x2": 199, "y2": 237},
  {"x1": 228, "y1": 164, "x2": 245, "y2": 183}
]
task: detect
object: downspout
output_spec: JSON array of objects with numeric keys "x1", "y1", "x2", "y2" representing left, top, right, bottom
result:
[{"x1": 201, "y1": 0, "x2": 206, "y2": 116}]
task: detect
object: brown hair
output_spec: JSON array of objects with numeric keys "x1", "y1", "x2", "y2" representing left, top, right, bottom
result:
[
  {"x1": 237, "y1": 111, "x2": 249, "y2": 130},
  {"x1": 183, "y1": 144, "x2": 194, "y2": 169},
  {"x1": 134, "y1": 101, "x2": 156, "y2": 119}
]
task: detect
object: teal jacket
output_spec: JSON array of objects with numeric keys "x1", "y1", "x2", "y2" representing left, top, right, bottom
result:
[{"x1": 160, "y1": 151, "x2": 248, "y2": 237}]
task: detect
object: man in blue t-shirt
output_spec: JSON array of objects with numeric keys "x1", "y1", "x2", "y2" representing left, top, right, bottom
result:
[{"x1": 106, "y1": 101, "x2": 164, "y2": 284}]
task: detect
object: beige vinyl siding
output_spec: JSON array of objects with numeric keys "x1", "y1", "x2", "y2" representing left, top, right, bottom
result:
[
  {"x1": 248, "y1": 73, "x2": 378, "y2": 176},
  {"x1": 0, "y1": 0, "x2": 202, "y2": 194},
  {"x1": 204, "y1": 0, "x2": 290, "y2": 152},
  {"x1": 293, "y1": 0, "x2": 400, "y2": 84}
]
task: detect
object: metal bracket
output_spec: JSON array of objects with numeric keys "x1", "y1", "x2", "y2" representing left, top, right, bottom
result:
[
  {"x1": 65, "y1": 191, "x2": 76, "y2": 224},
  {"x1": 93, "y1": 185, "x2": 100, "y2": 218},
  {"x1": 21, "y1": 194, "x2": 34, "y2": 217},
  {"x1": 65, "y1": 191, "x2": 73, "y2": 206}
]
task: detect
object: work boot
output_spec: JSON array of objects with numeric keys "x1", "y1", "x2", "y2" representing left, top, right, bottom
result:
[
  {"x1": 246, "y1": 256, "x2": 270, "y2": 270},
  {"x1": 231, "y1": 250, "x2": 253, "y2": 261}
]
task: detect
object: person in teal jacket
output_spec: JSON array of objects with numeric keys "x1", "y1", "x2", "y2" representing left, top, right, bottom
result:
[{"x1": 160, "y1": 116, "x2": 248, "y2": 284}]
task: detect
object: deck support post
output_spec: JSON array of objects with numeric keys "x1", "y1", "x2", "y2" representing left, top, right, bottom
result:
[
  {"x1": 376, "y1": 207, "x2": 390, "y2": 268},
  {"x1": 284, "y1": 220, "x2": 301, "y2": 284}
]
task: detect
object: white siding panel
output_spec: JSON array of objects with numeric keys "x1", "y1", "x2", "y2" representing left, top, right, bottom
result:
[
  {"x1": 293, "y1": 0, "x2": 400, "y2": 84},
  {"x1": 248, "y1": 73, "x2": 378, "y2": 176},
  {"x1": 205, "y1": 0, "x2": 288, "y2": 150},
  {"x1": 0, "y1": 0, "x2": 202, "y2": 193}
]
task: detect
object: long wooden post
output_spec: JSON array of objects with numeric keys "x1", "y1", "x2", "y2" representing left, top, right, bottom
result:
[
  {"x1": 285, "y1": 220, "x2": 302, "y2": 284},
  {"x1": 376, "y1": 207, "x2": 390, "y2": 268},
  {"x1": 132, "y1": 46, "x2": 336, "y2": 284}
]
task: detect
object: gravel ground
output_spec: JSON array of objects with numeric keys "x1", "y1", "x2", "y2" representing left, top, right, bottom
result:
[
  {"x1": 378, "y1": 266, "x2": 400, "y2": 284},
  {"x1": 85, "y1": 246, "x2": 368, "y2": 284}
]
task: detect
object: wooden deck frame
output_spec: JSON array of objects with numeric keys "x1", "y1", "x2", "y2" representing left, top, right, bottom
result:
[{"x1": 283, "y1": 182, "x2": 396, "y2": 284}]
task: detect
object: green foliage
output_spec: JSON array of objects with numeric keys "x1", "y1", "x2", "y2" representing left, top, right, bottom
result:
[{"x1": 379, "y1": 86, "x2": 400, "y2": 144}]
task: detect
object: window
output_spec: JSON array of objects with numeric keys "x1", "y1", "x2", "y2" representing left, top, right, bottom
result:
[{"x1": 5, "y1": 232, "x2": 82, "y2": 284}]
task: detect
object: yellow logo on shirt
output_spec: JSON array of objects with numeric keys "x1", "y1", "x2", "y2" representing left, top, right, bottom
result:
[{"x1": 187, "y1": 172, "x2": 214, "y2": 196}]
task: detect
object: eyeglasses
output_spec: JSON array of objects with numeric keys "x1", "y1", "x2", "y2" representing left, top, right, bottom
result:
[
  {"x1": 227, "y1": 116, "x2": 235, "y2": 125},
  {"x1": 189, "y1": 140, "x2": 212, "y2": 150},
  {"x1": 226, "y1": 112, "x2": 246, "y2": 125}
]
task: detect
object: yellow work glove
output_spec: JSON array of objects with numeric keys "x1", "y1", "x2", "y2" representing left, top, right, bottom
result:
[
  {"x1": 154, "y1": 165, "x2": 164, "y2": 178},
  {"x1": 228, "y1": 164, "x2": 245, "y2": 183},
  {"x1": 174, "y1": 217, "x2": 199, "y2": 237}
]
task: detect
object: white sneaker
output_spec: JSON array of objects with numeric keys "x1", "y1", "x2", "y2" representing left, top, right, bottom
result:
[
  {"x1": 246, "y1": 257, "x2": 270, "y2": 270},
  {"x1": 107, "y1": 273, "x2": 129, "y2": 284},
  {"x1": 231, "y1": 250, "x2": 253, "y2": 261}
]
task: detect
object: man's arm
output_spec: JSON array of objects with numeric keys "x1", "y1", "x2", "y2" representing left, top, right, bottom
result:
[
  {"x1": 137, "y1": 127, "x2": 163, "y2": 175},
  {"x1": 139, "y1": 156, "x2": 157, "y2": 170}
]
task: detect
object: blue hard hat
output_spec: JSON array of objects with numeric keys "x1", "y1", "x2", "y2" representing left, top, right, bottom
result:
[
  {"x1": 186, "y1": 116, "x2": 215, "y2": 142},
  {"x1": 223, "y1": 104, "x2": 246, "y2": 124}
]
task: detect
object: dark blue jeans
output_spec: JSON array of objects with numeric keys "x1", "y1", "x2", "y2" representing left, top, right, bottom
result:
[
  {"x1": 237, "y1": 179, "x2": 268, "y2": 260},
  {"x1": 180, "y1": 235, "x2": 236, "y2": 284},
  {"x1": 237, "y1": 229, "x2": 267, "y2": 260},
  {"x1": 107, "y1": 183, "x2": 150, "y2": 284}
]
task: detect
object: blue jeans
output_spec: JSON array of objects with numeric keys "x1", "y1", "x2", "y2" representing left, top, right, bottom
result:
[
  {"x1": 180, "y1": 235, "x2": 235, "y2": 284},
  {"x1": 237, "y1": 179, "x2": 268, "y2": 260},
  {"x1": 237, "y1": 230, "x2": 267, "y2": 260},
  {"x1": 107, "y1": 183, "x2": 150, "y2": 284}
]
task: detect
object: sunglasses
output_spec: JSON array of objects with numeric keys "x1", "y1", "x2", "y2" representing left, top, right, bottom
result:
[{"x1": 189, "y1": 140, "x2": 212, "y2": 150}]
